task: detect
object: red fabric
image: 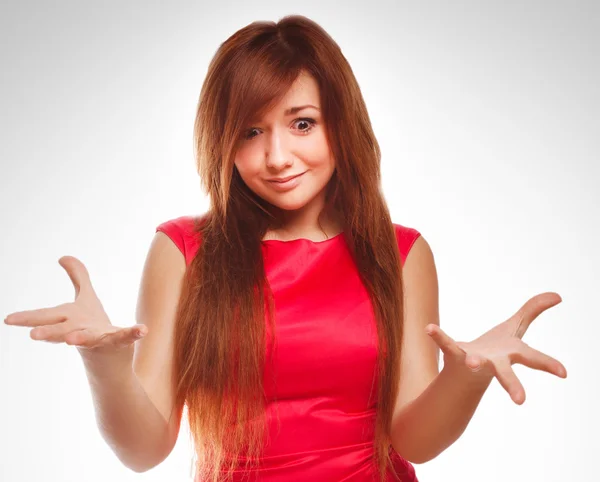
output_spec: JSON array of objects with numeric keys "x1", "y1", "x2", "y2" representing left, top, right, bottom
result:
[{"x1": 156, "y1": 215, "x2": 421, "y2": 481}]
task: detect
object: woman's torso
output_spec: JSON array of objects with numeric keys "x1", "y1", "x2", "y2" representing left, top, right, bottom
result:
[{"x1": 155, "y1": 216, "x2": 421, "y2": 481}]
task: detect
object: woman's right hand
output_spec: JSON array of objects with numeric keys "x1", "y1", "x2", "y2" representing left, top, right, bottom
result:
[{"x1": 4, "y1": 256, "x2": 148, "y2": 359}]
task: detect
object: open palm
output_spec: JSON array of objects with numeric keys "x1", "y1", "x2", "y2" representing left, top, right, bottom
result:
[
  {"x1": 425, "y1": 292, "x2": 567, "y2": 405},
  {"x1": 4, "y1": 256, "x2": 147, "y2": 358}
]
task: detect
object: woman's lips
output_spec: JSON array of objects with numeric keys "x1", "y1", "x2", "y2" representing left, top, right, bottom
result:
[{"x1": 266, "y1": 171, "x2": 306, "y2": 191}]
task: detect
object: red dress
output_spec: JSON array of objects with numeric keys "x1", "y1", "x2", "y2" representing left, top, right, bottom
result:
[{"x1": 156, "y1": 215, "x2": 421, "y2": 481}]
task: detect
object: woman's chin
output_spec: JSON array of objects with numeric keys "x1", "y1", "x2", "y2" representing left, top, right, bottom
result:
[
  {"x1": 270, "y1": 201, "x2": 308, "y2": 212},
  {"x1": 264, "y1": 194, "x2": 311, "y2": 212}
]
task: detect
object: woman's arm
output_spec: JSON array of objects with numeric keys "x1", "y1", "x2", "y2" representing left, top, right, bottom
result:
[
  {"x1": 390, "y1": 360, "x2": 493, "y2": 464},
  {"x1": 390, "y1": 234, "x2": 493, "y2": 464},
  {"x1": 82, "y1": 347, "x2": 175, "y2": 472},
  {"x1": 390, "y1": 236, "x2": 566, "y2": 464},
  {"x1": 84, "y1": 231, "x2": 188, "y2": 472}
]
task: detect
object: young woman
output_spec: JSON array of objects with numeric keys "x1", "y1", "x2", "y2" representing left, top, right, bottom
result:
[{"x1": 4, "y1": 14, "x2": 567, "y2": 482}]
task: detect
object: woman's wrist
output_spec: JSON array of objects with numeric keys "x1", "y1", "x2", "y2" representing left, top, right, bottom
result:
[{"x1": 79, "y1": 343, "x2": 135, "y2": 384}]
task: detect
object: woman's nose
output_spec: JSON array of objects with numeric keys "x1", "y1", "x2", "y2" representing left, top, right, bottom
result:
[{"x1": 265, "y1": 128, "x2": 292, "y2": 169}]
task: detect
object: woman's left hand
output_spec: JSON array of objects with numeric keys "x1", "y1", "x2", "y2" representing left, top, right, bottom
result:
[{"x1": 425, "y1": 292, "x2": 568, "y2": 405}]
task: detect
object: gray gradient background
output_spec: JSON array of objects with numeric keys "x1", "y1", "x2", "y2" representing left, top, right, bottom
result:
[{"x1": 0, "y1": 1, "x2": 597, "y2": 481}]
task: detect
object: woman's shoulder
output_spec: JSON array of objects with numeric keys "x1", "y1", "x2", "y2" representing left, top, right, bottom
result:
[
  {"x1": 155, "y1": 214, "x2": 206, "y2": 265},
  {"x1": 391, "y1": 221, "x2": 422, "y2": 264}
]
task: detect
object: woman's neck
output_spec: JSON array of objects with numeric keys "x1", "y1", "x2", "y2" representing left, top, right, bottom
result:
[{"x1": 263, "y1": 210, "x2": 342, "y2": 242}]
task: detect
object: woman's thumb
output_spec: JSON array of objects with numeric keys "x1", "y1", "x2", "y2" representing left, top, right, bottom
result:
[
  {"x1": 58, "y1": 256, "x2": 94, "y2": 300},
  {"x1": 126, "y1": 324, "x2": 148, "y2": 343},
  {"x1": 133, "y1": 324, "x2": 148, "y2": 339},
  {"x1": 466, "y1": 354, "x2": 485, "y2": 372},
  {"x1": 107, "y1": 324, "x2": 148, "y2": 348}
]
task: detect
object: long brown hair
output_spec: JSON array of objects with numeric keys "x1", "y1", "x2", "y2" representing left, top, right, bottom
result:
[{"x1": 170, "y1": 15, "x2": 406, "y2": 482}]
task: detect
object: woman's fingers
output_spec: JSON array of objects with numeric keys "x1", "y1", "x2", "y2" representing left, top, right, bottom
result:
[
  {"x1": 5, "y1": 256, "x2": 145, "y2": 354},
  {"x1": 8, "y1": 300, "x2": 147, "y2": 348},
  {"x1": 58, "y1": 255, "x2": 96, "y2": 300},
  {"x1": 425, "y1": 324, "x2": 465, "y2": 358},
  {"x1": 67, "y1": 325, "x2": 147, "y2": 349},
  {"x1": 510, "y1": 292, "x2": 562, "y2": 339},
  {"x1": 30, "y1": 322, "x2": 71, "y2": 343},
  {"x1": 5, "y1": 303, "x2": 71, "y2": 327},
  {"x1": 108, "y1": 325, "x2": 147, "y2": 348},
  {"x1": 64, "y1": 328, "x2": 102, "y2": 347},
  {"x1": 494, "y1": 359, "x2": 526, "y2": 405},
  {"x1": 512, "y1": 344, "x2": 567, "y2": 378}
]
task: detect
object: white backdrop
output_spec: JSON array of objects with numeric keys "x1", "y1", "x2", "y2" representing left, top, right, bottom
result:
[{"x1": 1, "y1": 1, "x2": 597, "y2": 481}]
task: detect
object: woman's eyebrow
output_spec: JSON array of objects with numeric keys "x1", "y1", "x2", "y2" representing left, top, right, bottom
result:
[
  {"x1": 249, "y1": 105, "x2": 320, "y2": 124},
  {"x1": 284, "y1": 104, "x2": 320, "y2": 115}
]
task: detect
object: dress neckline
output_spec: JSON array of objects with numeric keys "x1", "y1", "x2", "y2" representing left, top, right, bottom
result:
[{"x1": 260, "y1": 232, "x2": 344, "y2": 245}]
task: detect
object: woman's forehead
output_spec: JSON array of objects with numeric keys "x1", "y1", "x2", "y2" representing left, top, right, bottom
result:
[{"x1": 251, "y1": 85, "x2": 321, "y2": 122}]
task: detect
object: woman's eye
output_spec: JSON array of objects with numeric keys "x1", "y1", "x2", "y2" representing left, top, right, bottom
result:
[
  {"x1": 294, "y1": 118, "x2": 316, "y2": 134},
  {"x1": 242, "y1": 118, "x2": 316, "y2": 141}
]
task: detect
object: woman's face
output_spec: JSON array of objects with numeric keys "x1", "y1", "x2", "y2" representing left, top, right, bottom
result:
[{"x1": 234, "y1": 71, "x2": 335, "y2": 213}]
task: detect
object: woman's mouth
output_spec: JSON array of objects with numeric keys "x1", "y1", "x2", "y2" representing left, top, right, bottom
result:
[{"x1": 266, "y1": 171, "x2": 306, "y2": 191}]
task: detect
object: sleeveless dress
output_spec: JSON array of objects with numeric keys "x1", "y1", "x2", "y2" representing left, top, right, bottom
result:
[{"x1": 156, "y1": 215, "x2": 421, "y2": 482}]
